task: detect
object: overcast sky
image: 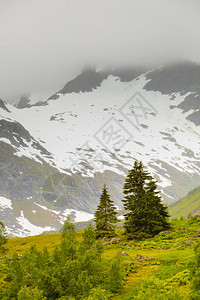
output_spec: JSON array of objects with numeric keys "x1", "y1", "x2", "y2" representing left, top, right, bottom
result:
[{"x1": 0, "y1": 0, "x2": 200, "y2": 103}]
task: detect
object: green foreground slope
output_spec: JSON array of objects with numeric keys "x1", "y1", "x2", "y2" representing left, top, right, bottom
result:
[
  {"x1": 169, "y1": 185, "x2": 200, "y2": 219},
  {"x1": 1, "y1": 218, "x2": 200, "y2": 299}
]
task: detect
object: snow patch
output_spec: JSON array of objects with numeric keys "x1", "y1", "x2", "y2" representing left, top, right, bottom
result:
[
  {"x1": 0, "y1": 138, "x2": 13, "y2": 146},
  {"x1": 0, "y1": 196, "x2": 13, "y2": 209},
  {"x1": 16, "y1": 210, "x2": 55, "y2": 236},
  {"x1": 34, "y1": 202, "x2": 60, "y2": 215},
  {"x1": 62, "y1": 208, "x2": 94, "y2": 223},
  {"x1": 34, "y1": 202, "x2": 93, "y2": 223}
]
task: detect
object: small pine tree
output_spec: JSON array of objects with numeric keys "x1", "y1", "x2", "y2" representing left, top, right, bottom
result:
[
  {"x1": 94, "y1": 184, "x2": 118, "y2": 238},
  {"x1": 61, "y1": 216, "x2": 76, "y2": 241},
  {"x1": 0, "y1": 221, "x2": 7, "y2": 254},
  {"x1": 60, "y1": 217, "x2": 77, "y2": 260},
  {"x1": 123, "y1": 161, "x2": 170, "y2": 238},
  {"x1": 80, "y1": 224, "x2": 96, "y2": 251}
]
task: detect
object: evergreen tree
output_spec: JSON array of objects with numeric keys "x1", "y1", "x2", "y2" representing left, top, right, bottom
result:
[
  {"x1": 80, "y1": 224, "x2": 96, "y2": 251},
  {"x1": 0, "y1": 221, "x2": 7, "y2": 254},
  {"x1": 123, "y1": 161, "x2": 170, "y2": 238},
  {"x1": 94, "y1": 184, "x2": 118, "y2": 238},
  {"x1": 60, "y1": 217, "x2": 77, "y2": 260},
  {"x1": 61, "y1": 216, "x2": 76, "y2": 241}
]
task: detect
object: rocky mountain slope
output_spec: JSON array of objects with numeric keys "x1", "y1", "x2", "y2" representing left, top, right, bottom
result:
[{"x1": 1, "y1": 61, "x2": 200, "y2": 236}]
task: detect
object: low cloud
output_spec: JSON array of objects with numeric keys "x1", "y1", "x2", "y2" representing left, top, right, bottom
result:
[{"x1": 0, "y1": 0, "x2": 200, "y2": 102}]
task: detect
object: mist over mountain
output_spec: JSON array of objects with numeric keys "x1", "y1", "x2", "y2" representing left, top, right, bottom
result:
[{"x1": 1, "y1": 0, "x2": 200, "y2": 103}]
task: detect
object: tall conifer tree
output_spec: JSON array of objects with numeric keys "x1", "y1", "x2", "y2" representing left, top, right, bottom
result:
[
  {"x1": 123, "y1": 161, "x2": 170, "y2": 238},
  {"x1": 94, "y1": 184, "x2": 118, "y2": 238}
]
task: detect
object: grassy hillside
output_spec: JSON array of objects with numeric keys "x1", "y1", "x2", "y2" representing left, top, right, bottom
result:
[
  {"x1": 169, "y1": 185, "x2": 200, "y2": 219},
  {"x1": 1, "y1": 217, "x2": 200, "y2": 299}
]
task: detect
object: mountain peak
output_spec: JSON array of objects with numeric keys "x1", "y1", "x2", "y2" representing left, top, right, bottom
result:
[{"x1": 47, "y1": 66, "x2": 146, "y2": 102}]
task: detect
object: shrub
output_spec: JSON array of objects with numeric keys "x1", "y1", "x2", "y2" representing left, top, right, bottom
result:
[{"x1": 17, "y1": 287, "x2": 46, "y2": 300}]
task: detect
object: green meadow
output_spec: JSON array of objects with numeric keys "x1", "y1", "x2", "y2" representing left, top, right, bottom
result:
[{"x1": 1, "y1": 217, "x2": 200, "y2": 299}]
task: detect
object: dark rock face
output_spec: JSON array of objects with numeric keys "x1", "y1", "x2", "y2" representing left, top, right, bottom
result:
[
  {"x1": 47, "y1": 67, "x2": 109, "y2": 100},
  {"x1": 0, "y1": 99, "x2": 10, "y2": 113},
  {"x1": 15, "y1": 95, "x2": 45, "y2": 109},
  {"x1": 15, "y1": 95, "x2": 31, "y2": 109},
  {"x1": 0, "y1": 117, "x2": 53, "y2": 202},
  {"x1": 0, "y1": 142, "x2": 50, "y2": 200},
  {"x1": 59, "y1": 68, "x2": 109, "y2": 95},
  {"x1": 0, "y1": 120, "x2": 31, "y2": 147},
  {"x1": 177, "y1": 94, "x2": 200, "y2": 113},
  {"x1": 47, "y1": 66, "x2": 146, "y2": 101},
  {"x1": 144, "y1": 61, "x2": 200, "y2": 126},
  {"x1": 144, "y1": 61, "x2": 200, "y2": 95},
  {"x1": 186, "y1": 111, "x2": 200, "y2": 126},
  {"x1": 111, "y1": 67, "x2": 147, "y2": 82},
  {"x1": 0, "y1": 119, "x2": 51, "y2": 156}
]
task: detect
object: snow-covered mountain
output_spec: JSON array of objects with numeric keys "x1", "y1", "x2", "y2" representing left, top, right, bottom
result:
[{"x1": 1, "y1": 61, "x2": 200, "y2": 236}]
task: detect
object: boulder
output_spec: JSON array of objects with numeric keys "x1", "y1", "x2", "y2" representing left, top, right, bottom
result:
[
  {"x1": 135, "y1": 254, "x2": 144, "y2": 261},
  {"x1": 121, "y1": 252, "x2": 129, "y2": 256}
]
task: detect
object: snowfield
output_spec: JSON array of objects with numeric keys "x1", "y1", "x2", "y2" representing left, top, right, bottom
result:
[{"x1": 2, "y1": 74, "x2": 200, "y2": 188}]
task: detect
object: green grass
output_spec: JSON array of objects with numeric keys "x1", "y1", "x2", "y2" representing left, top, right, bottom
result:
[
  {"x1": 1, "y1": 218, "x2": 200, "y2": 299},
  {"x1": 106, "y1": 218, "x2": 200, "y2": 299},
  {"x1": 5, "y1": 231, "x2": 84, "y2": 257},
  {"x1": 169, "y1": 185, "x2": 200, "y2": 219}
]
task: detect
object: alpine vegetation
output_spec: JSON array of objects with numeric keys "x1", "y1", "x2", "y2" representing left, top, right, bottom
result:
[
  {"x1": 94, "y1": 184, "x2": 119, "y2": 238},
  {"x1": 123, "y1": 161, "x2": 170, "y2": 239}
]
